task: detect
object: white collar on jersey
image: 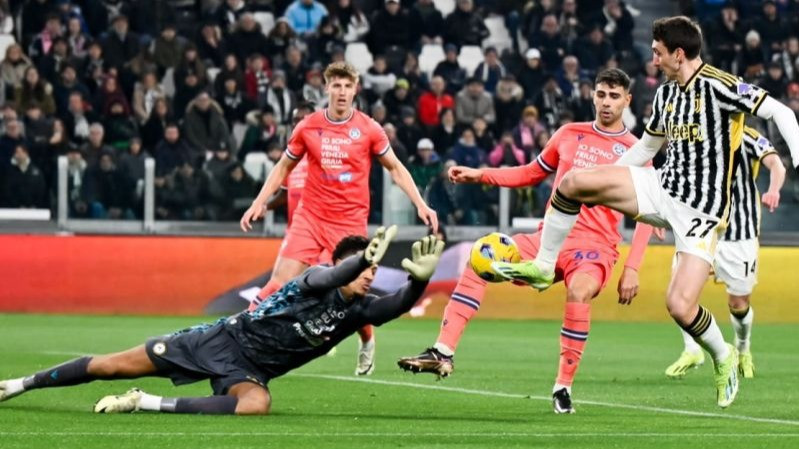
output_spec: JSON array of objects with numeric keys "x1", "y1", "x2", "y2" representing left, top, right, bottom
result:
[
  {"x1": 592, "y1": 121, "x2": 628, "y2": 137},
  {"x1": 324, "y1": 108, "x2": 355, "y2": 125}
]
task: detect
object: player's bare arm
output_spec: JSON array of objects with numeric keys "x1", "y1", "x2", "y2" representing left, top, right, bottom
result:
[
  {"x1": 761, "y1": 153, "x2": 786, "y2": 212},
  {"x1": 241, "y1": 154, "x2": 299, "y2": 231},
  {"x1": 378, "y1": 148, "x2": 439, "y2": 232}
]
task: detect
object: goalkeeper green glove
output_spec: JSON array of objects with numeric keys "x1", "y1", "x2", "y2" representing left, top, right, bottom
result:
[
  {"x1": 401, "y1": 235, "x2": 445, "y2": 281},
  {"x1": 364, "y1": 225, "x2": 398, "y2": 265}
]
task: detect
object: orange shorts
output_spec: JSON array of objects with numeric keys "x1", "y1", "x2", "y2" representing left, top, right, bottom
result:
[
  {"x1": 279, "y1": 209, "x2": 367, "y2": 265},
  {"x1": 513, "y1": 232, "x2": 618, "y2": 292}
]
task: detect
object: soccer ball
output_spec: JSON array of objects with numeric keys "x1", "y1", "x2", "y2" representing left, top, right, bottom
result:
[{"x1": 469, "y1": 233, "x2": 521, "y2": 282}]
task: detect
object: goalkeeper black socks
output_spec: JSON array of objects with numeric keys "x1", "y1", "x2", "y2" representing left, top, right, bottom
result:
[
  {"x1": 23, "y1": 356, "x2": 94, "y2": 390},
  {"x1": 158, "y1": 396, "x2": 239, "y2": 414}
]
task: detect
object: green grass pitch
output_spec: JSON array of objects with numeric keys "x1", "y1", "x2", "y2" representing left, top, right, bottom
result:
[{"x1": 1, "y1": 314, "x2": 797, "y2": 449}]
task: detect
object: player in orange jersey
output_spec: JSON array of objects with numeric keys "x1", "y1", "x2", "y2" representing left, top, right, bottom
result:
[
  {"x1": 398, "y1": 69, "x2": 655, "y2": 414},
  {"x1": 241, "y1": 62, "x2": 438, "y2": 376}
]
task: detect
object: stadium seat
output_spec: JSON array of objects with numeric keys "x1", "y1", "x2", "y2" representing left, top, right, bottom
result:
[
  {"x1": 419, "y1": 44, "x2": 446, "y2": 78},
  {"x1": 254, "y1": 12, "x2": 275, "y2": 35},
  {"x1": 345, "y1": 42, "x2": 374, "y2": 75},
  {"x1": 457, "y1": 45, "x2": 484, "y2": 76},
  {"x1": 161, "y1": 68, "x2": 175, "y2": 98},
  {"x1": 433, "y1": 0, "x2": 455, "y2": 16},
  {"x1": 243, "y1": 152, "x2": 272, "y2": 182},
  {"x1": 482, "y1": 16, "x2": 512, "y2": 52},
  {"x1": 232, "y1": 123, "x2": 248, "y2": 148},
  {"x1": 0, "y1": 34, "x2": 15, "y2": 61}
]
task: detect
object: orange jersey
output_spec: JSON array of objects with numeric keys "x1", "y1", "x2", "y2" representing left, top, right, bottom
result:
[
  {"x1": 482, "y1": 122, "x2": 640, "y2": 254},
  {"x1": 284, "y1": 109, "x2": 390, "y2": 225}
]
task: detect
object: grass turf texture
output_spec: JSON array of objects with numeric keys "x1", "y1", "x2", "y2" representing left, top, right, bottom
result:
[{"x1": 1, "y1": 314, "x2": 797, "y2": 449}]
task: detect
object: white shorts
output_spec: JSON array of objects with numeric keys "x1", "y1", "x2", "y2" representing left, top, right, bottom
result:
[
  {"x1": 714, "y1": 238, "x2": 759, "y2": 296},
  {"x1": 629, "y1": 166, "x2": 723, "y2": 264}
]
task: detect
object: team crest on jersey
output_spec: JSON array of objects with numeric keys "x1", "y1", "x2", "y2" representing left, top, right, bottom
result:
[
  {"x1": 349, "y1": 128, "x2": 361, "y2": 139},
  {"x1": 756, "y1": 136, "x2": 769, "y2": 150},
  {"x1": 737, "y1": 83, "x2": 753, "y2": 95},
  {"x1": 153, "y1": 342, "x2": 166, "y2": 355},
  {"x1": 612, "y1": 143, "x2": 626, "y2": 155}
]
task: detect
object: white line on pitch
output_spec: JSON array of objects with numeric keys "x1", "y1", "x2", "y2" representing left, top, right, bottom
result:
[
  {"x1": 293, "y1": 373, "x2": 799, "y2": 427},
  {"x1": 1, "y1": 432, "x2": 799, "y2": 438}
]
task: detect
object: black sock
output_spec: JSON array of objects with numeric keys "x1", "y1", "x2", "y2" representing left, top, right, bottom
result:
[
  {"x1": 160, "y1": 396, "x2": 239, "y2": 414},
  {"x1": 23, "y1": 357, "x2": 94, "y2": 390}
]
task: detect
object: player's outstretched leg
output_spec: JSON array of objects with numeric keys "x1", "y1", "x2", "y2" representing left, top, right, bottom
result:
[
  {"x1": 95, "y1": 381, "x2": 271, "y2": 415},
  {"x1": 729, "y1": 295, "x2": 755, "y2": 378},
  {"x1": 668, "y1": 254, "x2": 739, "y2": 408},
  {"x1": 356, "y1": 325, "x2": 376, "y2": 376},
  {"x1": 398, "y1": 267, "x2": 489, "y2": 377},
  {"x1": 665, "y1": 329, "x2": 705, "y2": 379}
]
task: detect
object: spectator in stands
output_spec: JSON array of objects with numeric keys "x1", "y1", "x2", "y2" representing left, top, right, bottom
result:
[
  {"x1": 94, "y1": 76, "x2": 131, "y2": 119},
  {"x1": 1, "y1": 44, "x2": 33, "y2": 94},
  {"x1": 45, "y1": 119, "x2": 68, "y2": 182},
  {"x1": 218, "y1": 77, "x2": 254, "y2": 127},
  {"x1": 368, "y1": 0, "x2": 417, "y2": 56},
  {"x1": 102, "y1": 99, "x2": 139, "y2": 149},
  {"x1": 493, "y1": 75, "x2": 524, "y2": 134},
  {"x1": 66, "y1": 16, "x2": 90, "y2": 61},
  {"x1": 80, "y1": 41, "x2": 107, "y2": 95},
  {"x1": 398, "y1": 52, "x2": 427, "y2": 94},
  {"x1": 534, "y1": 74, "x2": 567, "y2": 128},
  {"x1": 219, "y1": 162, "x2": 258, "y2": 220},
  {"x1": 396, "y1": 106, "x2": 423, "y2": 160},
  {"x1": 22, "y1": 105, "x2": 53, "y2": 172},
  {"x1": 230, "y1": 13, "x2": 271, "y2": 64},
  {"x1": 0, "y1": 119, "x2": 26, "y2": 183},
  {"x1": 408, "y1": 137, "x2": 442, "y2": 191},
  {"x1": 65, "y1": 143, "x2": 89, "y2": 217},
  {"x1": 118, "y1": 137, "x2": 149, "y2": 195},
  {"x1": 267, "y1": 19, "x2": 299, "y2": 65},
  {"x1": 282, "y1": 45, "x2": 308, "y2": 93},
  {"x1": 762, "y1": 61, "x2": 789, "y2": 99},
  {"x1": 590, "y1": 0, "x2": 635, "y2": 52},
  {"x1": 413, "y1": 0, "x2": 444, "y2": 45},
  {"x1": 707, "y1": 2, "x2": 743, "y2": 74},
  {"x1": 174, "y1": 45, "x2": 209, "y2": 98},
  {"x1": 141, "y1": 97, "x2": 171, "y2": 150},
  {"x1": 244, "y1": 54, "x2": 271, "y2": 107},
  {"x1": 575, "y1": 25, "x2": 614, "y2": 76},
  {"x1": 61, "y1": 91, "x2": 96, "y2": 143},
  {"x1": 214, "y1": 53, "x2": 245, "y2": 98},
  {"x1": 161, "y1": 161, "x2": 221, "y2": 220},
  {"x1": 21, "y1": 0, "x2": 53, "y2": 44},
  {"x1": 531, "y1": 13, "x2": 566, "y2": 72},
  {"x1": 630, "y1": 60, "x2": 660, "y2": 117},
  {"x1": 752, "y1": 0, "x2": 789, "y2": 59},
  {"x1": 489, "y1": 130, "x2": 525, "y2": 167},
  {"x1": 450, "y1": 126, "x2": 484, "y2": 168},
  {"x1": 28, "y1": 14, "x2": 63, "y2": 65},
  {"x1": 14, "y1": 66, "x2": 56, "y2": 116},
  {"x1": 132, "y1": 71, "x2": 166, "y2": 124},
  {"x1": 265, "y1": 70, "x2": 296, "y2": 125},
  {"x1": 1, "y1": 144, "x2": 49, "y2": 208},
  {"x1": 150, "y1": 23, "x2": 185, "y2": 75},
  {"x1": 302, "y1": 66, "x2": 326, "y2": 108},
  {"x1": 474, "y1": 47, "x2": 507, "y2": 94},
  {"x1": 39, "y1": 37, "x2": 72, "y2": 86},
  {"x1": 443, "y1": 0, "x2": 489, "y2": 48},
  {"x1": 204, "y1": 145, "x2": 235, "y2": 182},
  {"x1": 101, "y1": 15, "x2": 140, "y2": 75},
  {"x1": 426, "y1": 159, "x2": 462, "y2": 225},
  {"x1": 417, "y1": 76, "x2": 454, "y2": 129},
  {"x1": 172, "y1": 71, "x2": 205, "y2": 121},
  {"x1": 154, "y1": 123, "x2": 194, "y2": 176},
  {"x1": 556, "y1": 55, "x2": 587, "y2": 99},
  {"x1": 434, "y1": 44, "x2": 467, "y2": 96},
  {"x1": 197, "y1": 23, "x2": 227, "y2": 68},
  {"x1": 53, "y1": 64, "x2": 90, "y2": 116},
  {"x1": 432, "y1": 107, "x2": 458, "y2": 156},
  {"x1": 308, "y1": 16, "x2": 344, "y2": 64},
  {"x1": 184, "y1": 91, "x2": 236, "y2": 155},
  {"x1": 383, "y1": 122, "x2": 409, "y2": 165},
  {"x1": 371, "y1": 101, "x2": 387, "y2": 124},
  {"x1": 455, "y1": 77, "x2": 495, "y2": 127},
  {"x1": 384, "y1": 79, "x2": 415, "y2": 124},
  {"x1": 81, "y1": 123, "x2": 114, "y2": 166},
  {"x1": 284, "y1": 0, "x2": 328, "y2": 36},
  {"x1": 84, "y1": 151, "x2": 134, "y2": 219},
  {"x1": 570, "y1": 79, "x2": 595, "y2": 122},
  {"x1": 774, "y1": 36, "x2": 799, "y2": 83},
  {"x1": 332, "y1": 0, "x2": 370, "y2": 43},
  {"x1": 512, "y1": 105, "x2": 546, "y2": 159},
  {"x1": 741, "y1": 29, "x2": 767, "y2": 81},
  {"x1": 516, "y1": 48, "x2": 544, "y2": 103},
  {"x1": 239, "y1": 106, "x2": 278, "y2": 160},
  {"x1": 363, "y1": 55, "x2": 396, "y2": 99},
  {"x1": 558, "y1": 0, "x2": 583, "y2": 48},
  {"x1": 215, "y1": 0, "x2": 252, "y2": 35}
]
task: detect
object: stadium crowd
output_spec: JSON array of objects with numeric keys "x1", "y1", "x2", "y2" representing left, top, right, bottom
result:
[{"x1": 0, "y1": 0, "x2": 796, "y2": 225}]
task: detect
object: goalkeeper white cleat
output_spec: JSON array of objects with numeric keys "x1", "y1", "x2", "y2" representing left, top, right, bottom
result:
[
  {"x1": 94, "y1": 388, "x2": 143, "y2": 413},
  {"x1": 0, "y1": 379, "x2": 26, "y2": 402},
  {"x1": 356, "y1": 339, "x2": 376, "y2": 376}
]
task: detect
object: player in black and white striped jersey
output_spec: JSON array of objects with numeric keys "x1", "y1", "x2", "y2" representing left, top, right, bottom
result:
[{"x1": 665, "y1": 126, "x2": 786, "y2": 380}]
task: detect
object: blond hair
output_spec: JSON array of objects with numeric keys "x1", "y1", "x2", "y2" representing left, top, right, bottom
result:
[{"x1": 323, "y1": 62, "x2": 359, "y2": 84}]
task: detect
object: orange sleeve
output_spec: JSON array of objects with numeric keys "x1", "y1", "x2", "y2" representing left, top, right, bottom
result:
[
  {"x1": 370, "y1": 118, "x2": 390, "y2": 156},
  {"x1": 285, "y1": 119, "x2": 307, "y2": 160},
  {"x1": 479, "y1": 130, "x2": 561, "y2": 187},
  {"x1": 624, "y1": 222, "x2": 653, "y2": 271}
]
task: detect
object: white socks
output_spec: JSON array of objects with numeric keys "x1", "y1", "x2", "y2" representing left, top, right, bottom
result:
[
  {"x1": 138, "y1": 392, "x2": 164, "y2": 411},
  {"x1": 536, "y1": 208, "x2": 579, "y2": 271},
  {"x1": 730, "y1": 307, "x2": 754, "y2": 353},
  {"x1": 695, "y1": 315, "x2": 730, "y2": 363},
  {"x1": 680, "y1": 328, "x2": 702, "y2": 354},
  {"x1": 433, "y1": 342, "x2": 454, "y2": 357},
  {"x1": 553, "y1": 383, "x2": 571, "y2": 395}
]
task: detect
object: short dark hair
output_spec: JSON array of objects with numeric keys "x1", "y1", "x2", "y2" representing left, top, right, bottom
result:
[
  {"x1": 332, "y1": 235, "x2": 370, "y2": 262},
  {"x1": 652, "y1": 16, "x2": 702, "y2": 59},
  {"x1": 595, "y1": 68, "x2": 631, "y2": 91}
]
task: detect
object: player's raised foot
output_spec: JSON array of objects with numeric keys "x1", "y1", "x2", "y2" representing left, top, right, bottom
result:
[
  {"x1": 355, "y1": 339, "x2": 375, "y2": 376},
  {"x1": 739, "y1": 351, "x2": 755, "y2": 379},
  {"x1": 665, "y1": 350, "x2": 705, "y2": 379},
  {"x1": 94, "y1": 388, "x2": 143, "y2": 413},
  {"x1": 713, "y1": 344, "x2": 739, "y2": 408},
  {"x1": 491, "y1": 261, "x2": 555, "y2": 291},
  {"x1": 397, "y1": 348, "x2": 454, "y2": 378},
  {"x1": 552, "y1": 388, "x2": 575, "y2": 414},
  {"x1": 0, "y1": 378, "x2": 26, "y2": 402}
]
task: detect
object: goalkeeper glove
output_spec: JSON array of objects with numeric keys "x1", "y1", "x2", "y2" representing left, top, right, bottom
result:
[
  {"x1": 401, "y1": 235, "x2": 445, "y2": 281},
  {"x1": 364, "y1": 225, "x2": 398, "y2": 265}
]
